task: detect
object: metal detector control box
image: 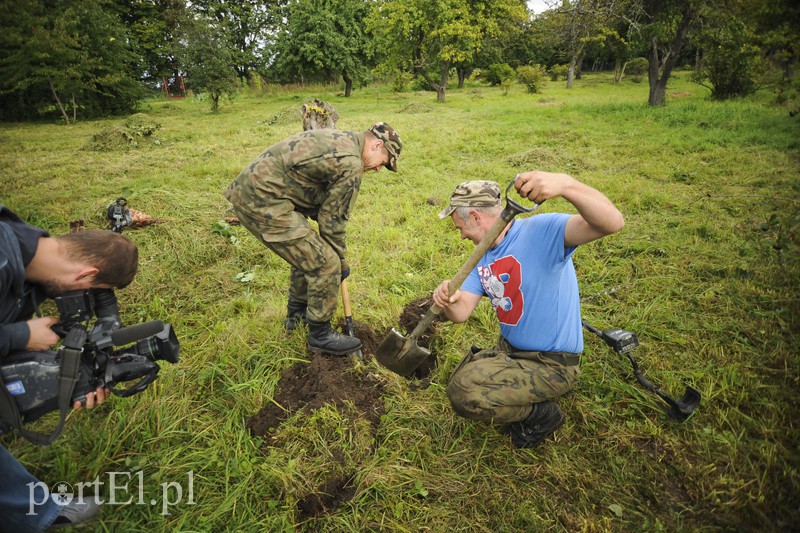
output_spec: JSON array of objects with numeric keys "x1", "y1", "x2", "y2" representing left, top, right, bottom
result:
[{"x1": 600, "y1": 329, "x2": 639, "y2": 353}]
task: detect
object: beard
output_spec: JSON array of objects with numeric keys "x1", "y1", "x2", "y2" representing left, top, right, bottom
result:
[{"x1": 40, "y1": 279, "x2": 70, "y2": 298}]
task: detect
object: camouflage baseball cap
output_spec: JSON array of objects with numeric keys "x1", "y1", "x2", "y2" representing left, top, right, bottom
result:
[
  {"x1": 369, "y1": 122, "x2": 402, "y2": 172},
  {"x1": 438, "y1": 180, "x2": 502, "y2": 219}
]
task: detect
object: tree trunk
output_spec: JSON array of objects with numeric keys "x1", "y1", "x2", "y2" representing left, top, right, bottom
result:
[
  {"x1": 567, "y1": 56, "x2": 577, "y2": 89},
  {"x1": 457, "y1": 68, "x2": 467, "y2": 89},
  {"x1": 71, "y1": 93, "x2": 76, "y2": 123},
  {"x1": 49, "y1": 78, "x2": 69, "y2": 125},
  {"x1": 437, "y1": 64, "x2": 448, "y2": 103},
  {"x1": 613, "y1": 59, "x2": 627, "y2": 83},
  {"x1": 211, "y1": 94, "x2": 220, "y2": 113},
  {"x1": 343, "y1": 74, "x2": 352, "y2": 97},
  {"x1": 647, "y1": 2, "x2": 694, "y2": 106}
]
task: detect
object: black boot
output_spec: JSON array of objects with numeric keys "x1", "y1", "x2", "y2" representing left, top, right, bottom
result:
[
  {"x1": 504, "y1": 400, "x2": 566, "y2": 449},
  {"x1": 284, "y1": 300, "x2": 308, "y2": 331},
  {"x1": 307, "y1": 319, "x2": 362, "y2": 356}
]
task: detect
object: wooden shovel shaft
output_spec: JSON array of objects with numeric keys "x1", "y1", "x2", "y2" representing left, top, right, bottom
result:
[
  {"x1": 341, "y1": 278, "x2": 353, "y2": 321},
  {"x1": 340, "y1": 279, "x2": 362, "y2": 358},
  {"x1": 402, "y1": 205, "x2": 521, "y2": 348}
]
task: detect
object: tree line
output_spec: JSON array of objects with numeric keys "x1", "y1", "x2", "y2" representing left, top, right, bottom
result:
[{"x1": 0, "y1": 0, "x2": 796, "y2": 121}]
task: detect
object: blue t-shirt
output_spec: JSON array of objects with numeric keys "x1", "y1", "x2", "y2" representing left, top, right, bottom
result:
[{"x1": 461, "y1": 213, "x2": 583, "y2": 353}]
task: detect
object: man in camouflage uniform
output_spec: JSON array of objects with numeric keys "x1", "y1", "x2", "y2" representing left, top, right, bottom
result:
[
  {"x1": 432, "y1": 173, "x2": 624, "y2": 448},
  {"x1": 224, "y1": 123, "x2": 402, "y2": 356}
]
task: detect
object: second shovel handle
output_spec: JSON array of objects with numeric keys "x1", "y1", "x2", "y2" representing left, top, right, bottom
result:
[
  {"x1": 406, "y1": 181, "x2": 542, "y2": 342},
  {"x1": 340, "y1": 278, "x2": 352, "y2": 317}
]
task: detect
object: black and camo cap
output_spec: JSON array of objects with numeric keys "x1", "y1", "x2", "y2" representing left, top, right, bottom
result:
[
  {"x1": 438, "y1": 180, "x2": 502, "y2": 219},
  {"x1": 369, "y1": 122, "x2": 402, "y2": 172}
]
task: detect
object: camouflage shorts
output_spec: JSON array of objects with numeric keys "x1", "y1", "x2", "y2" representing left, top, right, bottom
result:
[{"x1": 446, "y1": 338, "x2": 581, "y2": 424}]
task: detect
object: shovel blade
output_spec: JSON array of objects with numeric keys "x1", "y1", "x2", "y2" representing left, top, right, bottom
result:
[{"x1": 375, "y1": 328, "x2": 431, "y2": 376}]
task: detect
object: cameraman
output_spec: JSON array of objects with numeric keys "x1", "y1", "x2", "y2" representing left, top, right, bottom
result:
[{"x1": 0, "y1": 205, "x2": 137, "y2": 531}]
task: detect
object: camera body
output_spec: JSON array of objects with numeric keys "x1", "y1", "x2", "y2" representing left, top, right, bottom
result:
[{"x1": 1, "y1": 289, "x2": 179, "y2": 429}]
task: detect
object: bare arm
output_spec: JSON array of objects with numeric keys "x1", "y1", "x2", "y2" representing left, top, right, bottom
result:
[
  {"x1": 515, "y1": 171, "x2": 624, "y2": 247},
  {"x1": 432, "y1": 280, "x2": 482, "y2": 323}
]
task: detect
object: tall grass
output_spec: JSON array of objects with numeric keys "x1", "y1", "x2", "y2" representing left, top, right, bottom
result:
[{"x1": 1, "y1": 71, "x2": 798, "y2": 531}]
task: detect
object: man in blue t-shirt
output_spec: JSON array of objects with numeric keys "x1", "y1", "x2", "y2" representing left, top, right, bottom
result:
[{"x1": 432, "y1": 173, "x2": 624, "y2": 448}]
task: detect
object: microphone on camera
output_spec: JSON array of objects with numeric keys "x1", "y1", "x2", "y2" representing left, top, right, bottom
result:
[{"x1": 111, "y1": 320, "x2": 164, "y2": 347}]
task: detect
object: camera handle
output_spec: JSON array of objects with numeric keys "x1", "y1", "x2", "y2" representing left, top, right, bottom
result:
[
  {"x1": 104, "y1": 355, "x2": 160, "y2": 398},
  {"x1": 0, "y1": 327, "x2": 85, "y2": 445}
]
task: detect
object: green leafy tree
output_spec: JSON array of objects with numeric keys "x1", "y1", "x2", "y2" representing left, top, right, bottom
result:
[
  {"x1": 181, "y1": 16, "x2": 238, "y2": 112},
  {"x1": 368, "y1": 0, "x2": 528, "y2": 103},
  {"x1": 638, "y1": 0, "x2": 701, "y2": 105},
  {"x1": 114, "y1": 0, "x2": 189, "y2": 86},
  {"x1": 0, "y1": 0, "x2": 144, "y2": 123},
  {"x1": 692, "y1": 15, "x2": 761, "y2": 99},
  {"x1": 271, "y1": 0, "x2": 374, "y2": 96},
  {"x1": 690, "y1": 0, "x2": 795, "y2": 100},
  {"x1": 538, "y1": 0, "x2": 627, "y2": 89},
  {"x1": 192, "y1": 0, "x2": 286, "y2": 78}
]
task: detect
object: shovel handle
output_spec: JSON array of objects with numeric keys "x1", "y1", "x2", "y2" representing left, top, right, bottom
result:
[
  {"x1": 341, "y1": 279, "x2": 352, "y2": 318},
  {"x1": 406, "y1": 177, "x2": 541, "y2": 342}
]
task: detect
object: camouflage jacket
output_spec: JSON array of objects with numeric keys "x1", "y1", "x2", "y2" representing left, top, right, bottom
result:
[{"x1": 224, "y1": 129, "x2": 366, "y2": 262}]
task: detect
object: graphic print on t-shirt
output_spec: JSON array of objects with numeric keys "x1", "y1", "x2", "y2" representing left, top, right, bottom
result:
[{"x1": 477, "y1": 255, "x2": 523, "y2": 325}]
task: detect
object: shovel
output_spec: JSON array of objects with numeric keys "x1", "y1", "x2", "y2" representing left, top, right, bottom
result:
[
  {"x1": 340, "y1": 279, "x2": 363, "y2": 359},
  {"x1": 376, "y1": 178, "x2": 540, "y2": 376}
]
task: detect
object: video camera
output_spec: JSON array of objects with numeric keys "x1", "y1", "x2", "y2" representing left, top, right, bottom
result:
[{"x1": 1, "y1": 289, "x2": 179, "y2": 429}]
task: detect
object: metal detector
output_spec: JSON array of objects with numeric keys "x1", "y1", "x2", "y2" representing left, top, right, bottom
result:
[{"x1": 582, "y1": 320, "x2": 701, "y2": 421}]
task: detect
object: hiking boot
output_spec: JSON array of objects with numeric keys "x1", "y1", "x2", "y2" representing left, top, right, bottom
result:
[
  {"x1": 49, "y1": 497, "x2": 100, "y2": 529},
  {"x1": 284, "y1": 300, "x2": 308, "y2": 331},
  {"x1": 307, "y1": 319, "x2": 362, "y2": 356},
  {"x1": 504, "y1": 400, "x2": 565, "y2": 449}
]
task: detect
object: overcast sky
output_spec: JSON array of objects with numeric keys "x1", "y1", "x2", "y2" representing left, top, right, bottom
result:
[{"x1": 527, "y1": 0, "x2": 551, "y2": 15}]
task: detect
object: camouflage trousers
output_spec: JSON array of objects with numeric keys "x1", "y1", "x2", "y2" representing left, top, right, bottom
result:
[
  {"x1": 446, "y1": 337, "x2": 581, "y2": 424},
  {"x1": 232, "y1": 206, "x2": 341, "y2": 322}
]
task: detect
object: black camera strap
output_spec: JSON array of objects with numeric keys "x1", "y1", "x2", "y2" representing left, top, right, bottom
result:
[{"x1": 0, "y1": 328, "x2": 85, "y2": 445}]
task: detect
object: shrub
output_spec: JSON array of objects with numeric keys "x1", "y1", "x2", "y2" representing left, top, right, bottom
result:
[
  {"x1": 626, "y1": 57, "x2": 649, "y2": 83},
  {"x1": 517, "y1": 65, "x2": 547, "y2": 93},
  {"x1": 392, "y1": 71, "x2": 414, "y2": 93},
  {"x1": 548, "y1": 64, "x2": 568, "y2": 81},
  {"x1": 485, "y1": 63, "x2": 516, "y2": 86},
  {"x1": 690, "y1": 18, "x2": 776, "y2": 100}
]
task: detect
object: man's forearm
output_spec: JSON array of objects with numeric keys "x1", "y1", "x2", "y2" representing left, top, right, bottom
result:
[{"x1": 562, "y1": 179, "x2": 624, "y2": 237}]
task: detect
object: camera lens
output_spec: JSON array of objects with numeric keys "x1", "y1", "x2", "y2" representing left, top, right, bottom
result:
[{"x1": 133, "y1": 325, "x2": 180, "y2": 363}]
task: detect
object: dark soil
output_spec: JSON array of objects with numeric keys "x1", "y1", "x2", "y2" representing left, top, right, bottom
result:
[
  {"x1": 246, "y1": 296, "x2": 444, "y2": 517},
  {"x1": 335, "y1": 318, "x2": 380, "y2": 356},
  {"x1": 395, "y1": 296, "x2": 446, "y2": 379},
  {"x1": 246, "y1": 355, "x2": 385, "y2": 437},
  {"x1": 246, "y1": 354, "x2": 385, "y2": 519}
]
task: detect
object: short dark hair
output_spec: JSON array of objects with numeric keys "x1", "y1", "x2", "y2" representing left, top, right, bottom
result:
[{"x1": 58, "y1": 230, "x2": 139, "y2": 288}]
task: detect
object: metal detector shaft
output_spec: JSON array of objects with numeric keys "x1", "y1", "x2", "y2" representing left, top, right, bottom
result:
[{"x1": 582, "y1": 320, "x2": 701, "y2": 421}]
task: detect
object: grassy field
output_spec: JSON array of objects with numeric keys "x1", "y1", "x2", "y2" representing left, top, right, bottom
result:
[{"x1": 1, "y1": 71, "x2": 798, "y2": 532}]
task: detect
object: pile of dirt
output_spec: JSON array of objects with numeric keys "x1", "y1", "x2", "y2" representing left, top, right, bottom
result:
[
  {"x1": 247, "y1": 355, "x2": 385, "y2": 436},
  {"x1": 246, "y1": 297, "x2": 444, "y2": 516},
  {"x1": 335, "y1": 318, "x2": 380, "y2": 356},
  {"x1": 247, "y1": 355, "x2": 385, "y2": 518}
]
